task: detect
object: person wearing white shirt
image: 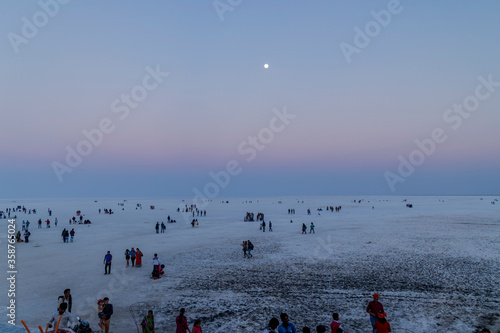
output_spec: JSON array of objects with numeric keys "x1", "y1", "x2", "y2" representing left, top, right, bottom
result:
[{"x1": 46, "y1": 303, "x2": 75, "y2": 332}]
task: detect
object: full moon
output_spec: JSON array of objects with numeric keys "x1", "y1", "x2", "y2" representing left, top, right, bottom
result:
[{"x1": 264, "y1": 63, "x2": 269, "y2": 69}]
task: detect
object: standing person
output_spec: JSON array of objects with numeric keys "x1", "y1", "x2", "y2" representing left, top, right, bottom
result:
[
  {"x1": 55, "y1": 217, "x2": 58, "y2": 227},
  {"x1": 309, "y1": 222, "x2": 315, "y2": 234},
  {"x1": 302, "y1": 223, "x2": 307, "y2": 234},
  {"x1": 262, "y1": 220, "x2": 266, "y2": 232},
  {"x1": 57, "y1": 288, "x2": 72, "y2": 313},
  {"x1": 247, "y1": 240, "x2": 254, "y2": 258},
  {"x1": 130, "y1": 248, "x2": 136, "y2": 267},
  {"x1": 161, "y1": 222, "x2": 165, "y2": 233},
  {"x1": 330, "y1": 313, "x2": 342, "y2": 333},
  {"x1": 70, "y1": 229, "x2": 75, "y2": 242},
  {"x1": 125, "y1": 249, "x2": 130, "y2": 267},
  {"x1": 61, "y1": 228, "x2": 67, "y2": 242},
  {"x1": 141, "y1": 310, "x2": 155, "y2": 333},
  {"x1": 241, "y1": 241, "x2": 248, "y2": 258},
  {"x1": 152, "y1": 253, "x2": 160, "y2": 278},
  {"x1": 263, "y1": 317, "x2": 279, "y2": 333},
  {"x1": 373, "y1": 313, "x2": 391, "y2": 333},
  {"x1": 269, "y1": 221, "x2": 273, "y2": 232},
  {"x1": 278, "y1": 313, "x2": 297, "y2": 333},
  {"x1": 136, "y1": 248, "x2": 143, "y2": 267},
  {"x1": 176, "y1": 308, "x2": 191, "y2": 333},
  {"x1": 191, "y1": 319, "x2": 202, "y2": 333},
  {"x1": 97, "y1": 299, "x2": 106, "y2": 330},
  {"x1": 38, "y1": 219, "x2": 42, "y2": 228},
  {"x1": 24, "y1": 230, "x2": 30, "y2": 243},
  {"x1": 46, "y1": 303, "x2": 74, "y2": 333},
  {"x1": 102, "y1": 297, "x2": 113, "y2": 333},
  {"x1": 104, "y1": 251, "x2": 112, "y2": 275},
  {"x1": 155, "y1": 222, "x2": 160, "y2": 234},
  {"x1": 366, "y1": 293, "x2": 384, "y2": 333}
]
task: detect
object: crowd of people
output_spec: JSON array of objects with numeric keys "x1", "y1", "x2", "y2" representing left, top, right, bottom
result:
[
  {"x1": 40, "y1": 291, "x2": 494, "y2": 333},
  {"x1": 244, "y1": 212, "x2": 265, "y2": 222},
  {"x1": 241, "y1": 240, "x2": 255, "y2": 258}
]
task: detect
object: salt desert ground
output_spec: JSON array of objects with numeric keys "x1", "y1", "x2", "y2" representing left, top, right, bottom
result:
[{"x1": 1, "y1": 196, "x2": 499, "y2": 332}]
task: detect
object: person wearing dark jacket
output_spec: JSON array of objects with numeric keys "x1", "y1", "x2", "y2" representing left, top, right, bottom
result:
[
  {"x1": 57, "y1": 289, "x2": 72, "y2": 313},
  {"x1": 102, "y1": 297, "x2": 113, "y2": 333}
]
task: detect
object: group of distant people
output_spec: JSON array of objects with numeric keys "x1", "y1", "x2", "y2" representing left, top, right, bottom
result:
[
  {"x1": 124, "y1": 248, "x2": 143, "y2": 267},
  {"x1": 261, "y1": 295, "x2": 383, "y2": 333},
  {"x1": 301, "y1": 222, "x2": 314, "y2": 234},
  {"x1": 60, "y1": 228, "x2": 75, "y2": 243},
  {"x1": 259, "y1": 220, "x2": 272, "y2": 232},
  {"x1": 241, "y1": 240, "x2": 255, "y2": 258},
  {"x1": 262, "y1": 312, "x2": 342, "y2": 333},
  {"x1": 155, "y1": 221, "x2": 166, "y2": 233}
]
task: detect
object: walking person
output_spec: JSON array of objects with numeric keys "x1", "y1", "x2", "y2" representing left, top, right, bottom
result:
[
  {"x1": 104, "y1": 251, "x2": 112, "y2": 275},
  {"x1": 262, "y1": 220, "x2": 266, "y2": 232},
  {"x1": 69, "y1": 228, "x2": 75, "y2": 242},
  {"x1": 102, "y1": 297, "x2": 113, "y2": 333},
  {"x1": 161, "y1": 222, "x2": 165, "y2": 233},
  {"x1": 155, "y1": 222, "x2": 160, "y2": 234},
  {"x1": 136, "y1": 248, "x2": 143, "y2": 267},
  {"x1": 141, "y1": 310, "x2": 155, "y2": 333},
  {"x1": 366, "y1": 293, "x2": 384, "y2": 333},
  {"x1": 125, "y1": 249, "x2": 130, "y2": 267},
  {"x1": 176, "y1": 308, "x2": 191, "y2": 333},
  {"x1": 302, "y1": 223, "x2": 307, "y2": 234},
  {"x1": 309, "y1": 222, "x2": 315, "y2": 234},
  {"x1": 269, "y1": 221, "x2": 273, "y2": 232},
  {"x1": 247, "y1": 240, "x2": 254, "y2": 258},
  {"x1": 130, "y1": 248, "x2": 136, "y2": 267},
  {"x1": 241, "y1": 241, "x2": 248, "y2": 258}
]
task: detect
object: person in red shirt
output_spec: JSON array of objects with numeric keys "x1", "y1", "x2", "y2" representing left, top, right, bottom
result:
[
  {"x1": 176, "y1": 308, "x2": 190, "y2": 333},
  {"x1": 366, "y1": 293, "x2": 384, "y2": 333},
  {"x1": 373, "y1": 313, "x2": 391, "y2": 333},
  {"x1": 330, "y1": 313, "x2": 342, "y2": 332}
]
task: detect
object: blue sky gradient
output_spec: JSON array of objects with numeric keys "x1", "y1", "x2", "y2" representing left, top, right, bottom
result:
[{"x1": 1, "y1": 1, "x2": 499, "y2": 198}]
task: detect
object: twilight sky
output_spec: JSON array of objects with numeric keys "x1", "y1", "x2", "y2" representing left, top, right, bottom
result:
[{"x1": 1, "y1": 1, "x2": 499, "y2": 198}]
